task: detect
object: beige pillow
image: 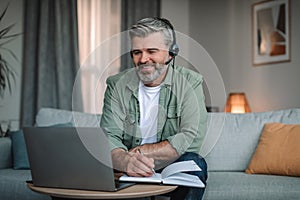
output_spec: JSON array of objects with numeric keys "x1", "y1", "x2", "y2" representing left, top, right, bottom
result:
[{"x1": 245, "y1": 123, "x2": 300, "y2": 176}]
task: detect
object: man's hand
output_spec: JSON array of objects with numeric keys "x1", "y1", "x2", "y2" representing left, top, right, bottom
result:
[
  {"x1": 130, "y1": 140, "x2": 179, "y2": 169},
  {"x1": 112, "y1": 148, "x2": 155, "y2": 177}
]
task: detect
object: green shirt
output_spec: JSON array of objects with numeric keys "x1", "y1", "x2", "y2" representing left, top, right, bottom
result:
[{"x1": 100, "y1": 65, "x2": 207, "y2": 155}]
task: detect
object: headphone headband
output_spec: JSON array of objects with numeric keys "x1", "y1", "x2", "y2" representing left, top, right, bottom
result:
[{"x1": 155, "y1": 18, "x2": 179, "y2": 57}]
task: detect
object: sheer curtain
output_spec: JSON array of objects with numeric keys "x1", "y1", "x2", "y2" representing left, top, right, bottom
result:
[{"x1": 77, "y1": 0, "x2": 121, "y2": 114}]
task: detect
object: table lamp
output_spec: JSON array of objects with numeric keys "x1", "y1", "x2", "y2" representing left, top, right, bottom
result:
[{"x1": 224, "y1": 93, "x2": 251, "y2": 113}]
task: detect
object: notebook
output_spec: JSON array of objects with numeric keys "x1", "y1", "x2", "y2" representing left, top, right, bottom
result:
[
  {"x1": 23, "y1": 127, "x2": 134, "y2": 191},
  {"x1": 119, "y1": 160, "x2": 205, "y2": 188}
]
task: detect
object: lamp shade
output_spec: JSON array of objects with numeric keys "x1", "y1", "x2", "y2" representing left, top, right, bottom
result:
[{"x1": 224, "y1": 93, "x2": 251, "y2": 113}]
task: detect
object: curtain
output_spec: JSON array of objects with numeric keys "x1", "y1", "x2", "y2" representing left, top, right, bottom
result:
[
  {"x1": 120, "y1": 0, "x2": 161, "y2": 71},
  {"x1": 77, "y1": 0, "x2": 121, "y2": 114},
  {"x1": 21, "y1": 0, "x2": 82, "y2": 126}
]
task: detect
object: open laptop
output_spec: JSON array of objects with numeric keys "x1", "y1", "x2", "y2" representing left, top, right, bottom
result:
[{"x1": 23, "y1": 127, "x2": 134, "y2": 191}]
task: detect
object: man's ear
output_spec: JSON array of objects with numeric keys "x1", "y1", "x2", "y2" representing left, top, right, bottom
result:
[{"x1": 130, "y1": 51, "x2": 133, "y2": 58}]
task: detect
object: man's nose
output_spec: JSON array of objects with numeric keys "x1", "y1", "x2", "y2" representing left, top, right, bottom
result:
[{"x1": 140, "y1": 52, "x2": 150, "y2": 64}]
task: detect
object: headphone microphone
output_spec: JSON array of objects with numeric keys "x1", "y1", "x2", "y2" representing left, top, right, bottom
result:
[{"x1": 165, "y1": 58, "x2": 174, "y2": 65}]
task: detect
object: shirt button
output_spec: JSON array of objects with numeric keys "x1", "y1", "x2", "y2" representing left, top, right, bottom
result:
[{"x1": 136, "y1": 139, "x2": 140, "y2": 143}]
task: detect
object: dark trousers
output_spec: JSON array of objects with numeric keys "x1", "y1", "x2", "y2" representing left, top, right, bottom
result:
[{"x1": 165, "y1": 152, "x2": 208, "y2": 200}]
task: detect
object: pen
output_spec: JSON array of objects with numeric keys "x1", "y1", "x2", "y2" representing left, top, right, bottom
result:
[{"x1": 137, "y1": 149, "x2": 156, "y2": 176}]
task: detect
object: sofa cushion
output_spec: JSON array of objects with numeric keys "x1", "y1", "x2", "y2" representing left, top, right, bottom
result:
[
  {"x1": 0, "y1": 169, "x2": 50, "y2": 200},
  {"x1": 246, "y1": 123, "x2": 300, "y2": 176},
  {"x1": 0, "y1": 137, "x2": 12, "y2": 169},
  {"x1": 203, "y1": 171, "x2": 300, "y2": 200},
  {"x1": 35, "y1": 108, "x2": 101, "y2": 127},
  {"x1": 202, "y1": 109, "x2": 300, "y2": 171},
  {"x1": 10, "y1": 130, "x2": 30, "y2": 169}
]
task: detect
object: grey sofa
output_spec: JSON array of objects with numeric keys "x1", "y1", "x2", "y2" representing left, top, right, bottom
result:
[
  {"x1": 0, "y1": 107, "x2": 300, "y2": 200},
  {"x1": 202, "y1": 109, "x2": 300, "y2": 200},
  {"x1": 0, "y1": 137, "x2": 50, "y2": 200},
  {"x1": 0, "y1": 108, "x2": 101, "y2": 200}
]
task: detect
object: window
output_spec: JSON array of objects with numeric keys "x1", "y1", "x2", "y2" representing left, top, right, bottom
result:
[{"x1": 77, "y1": 0, "x2": 121, "y2": 113}]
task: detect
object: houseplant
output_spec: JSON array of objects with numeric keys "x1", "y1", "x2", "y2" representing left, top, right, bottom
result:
[{"x1": 0, "y1": 4, "x2": 20, "y2": 98}]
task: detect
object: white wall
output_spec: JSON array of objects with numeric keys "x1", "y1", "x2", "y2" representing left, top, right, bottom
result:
[
  {"x1": 162, "y1": 0, "x2": 300, "y2": 112},
  {"x1": 0, "y1": 0, "x2": 23, "y2": 130}
]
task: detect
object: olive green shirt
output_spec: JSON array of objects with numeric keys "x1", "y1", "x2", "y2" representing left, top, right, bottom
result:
[{"x1": 100, "y1": 65, "x2": 207, "y2": 155}]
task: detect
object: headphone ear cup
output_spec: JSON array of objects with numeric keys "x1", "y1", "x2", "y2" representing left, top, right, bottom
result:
[{"x1": 169, "y1": 43, "x2": 179, "y2": 57}]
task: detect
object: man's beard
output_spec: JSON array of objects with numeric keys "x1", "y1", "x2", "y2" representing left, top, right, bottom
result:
[{"x1": 136, "y1": 63, "x2": 168, "y2": 83}]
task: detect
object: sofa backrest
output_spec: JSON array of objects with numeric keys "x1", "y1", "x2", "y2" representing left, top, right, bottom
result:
[
  {"x1": 36, "y1": 108, "x2": 300, "y2": 172},
  {"x1": 35, "y1": 108, "x2": 101, "y2": 127},
  {"x1": 202, "y1": 109, "x2": 300, "y2": 172}
]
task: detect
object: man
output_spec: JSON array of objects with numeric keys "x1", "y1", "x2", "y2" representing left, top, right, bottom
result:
[{"x1": 100, "y1": 17, "x2": 208, "y2": 200}]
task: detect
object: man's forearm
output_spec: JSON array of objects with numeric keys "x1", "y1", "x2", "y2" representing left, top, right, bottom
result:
[{"x1": 131, "y1": 140, "x2": 179, "y2": 169}]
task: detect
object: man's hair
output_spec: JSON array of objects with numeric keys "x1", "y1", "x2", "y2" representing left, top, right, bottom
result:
[{"x1": 129, "y1": 17, "x2": 174, "y2": 49}]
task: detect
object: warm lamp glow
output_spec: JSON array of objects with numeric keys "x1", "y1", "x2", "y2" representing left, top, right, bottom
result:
[{"x1": 224, "y1": 93, "x2": 251, "y2": 113}]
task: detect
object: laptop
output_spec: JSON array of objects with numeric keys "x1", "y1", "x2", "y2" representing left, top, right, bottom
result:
[{"x1": 23, "y1": 127, "x2": 134, "y2": 191}]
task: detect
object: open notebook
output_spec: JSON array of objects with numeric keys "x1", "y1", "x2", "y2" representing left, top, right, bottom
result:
[{"x1": 119, "y1": 160, "x2": 205, "y2": 188}]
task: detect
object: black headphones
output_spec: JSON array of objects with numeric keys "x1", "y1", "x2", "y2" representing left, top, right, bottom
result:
[
  {"x1": 130, "y1": 18, "x2": 180, "y2": 60},
  {"x1": 156, "y1": 17, "x2": 179, "y2": 58}
]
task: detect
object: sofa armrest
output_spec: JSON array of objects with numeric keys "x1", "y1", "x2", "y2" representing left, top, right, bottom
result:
[{"x1": 0, "y1": 137, "x2": 12, "y2": 169}]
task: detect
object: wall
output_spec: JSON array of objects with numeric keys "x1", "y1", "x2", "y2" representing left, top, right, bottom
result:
[
  {"x1": 162, "y1": 0, "x2": 300, "y2": 112},
  {"x1": 0, "y1": 0, "x2": 23, "y2": 130},
  {"x1": 0, "y1": 0, "x2": 299, "y2": 128}
]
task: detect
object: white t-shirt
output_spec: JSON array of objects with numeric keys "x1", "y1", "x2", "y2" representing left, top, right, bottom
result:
[{"x1": 138, "y1": 81, "x2": 161, "y2": 145}]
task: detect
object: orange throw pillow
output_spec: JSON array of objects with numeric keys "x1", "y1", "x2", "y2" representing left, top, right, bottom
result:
[{"x1": 245, "y1": 123, "x2": 300, "y2": 176}]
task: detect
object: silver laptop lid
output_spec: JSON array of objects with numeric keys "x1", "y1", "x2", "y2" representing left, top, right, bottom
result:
[{"x1": 24, "y1": 127, "x2": 122, "y2": 191}]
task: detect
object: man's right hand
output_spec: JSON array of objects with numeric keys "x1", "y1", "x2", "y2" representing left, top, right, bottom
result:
[{"x1": 112, "y1": 148, "x2": 155, "y2": 177}]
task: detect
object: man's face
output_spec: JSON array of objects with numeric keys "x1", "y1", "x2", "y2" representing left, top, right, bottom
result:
[{"x1": 131, "y1": 32, "x2": 172, "y2": 86}]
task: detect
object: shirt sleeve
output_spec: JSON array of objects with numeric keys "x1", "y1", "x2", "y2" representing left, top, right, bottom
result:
[
  {"x1": 166, "y1": 74, "x2": 207, "y2": 155},
  {"x1": 100, "y1": 77, "x2": 128, "y2": 152}
]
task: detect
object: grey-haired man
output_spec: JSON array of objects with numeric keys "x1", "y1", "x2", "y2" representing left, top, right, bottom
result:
[{"x1": 101, "y1": 17, "x2": 208, "y2": 200}]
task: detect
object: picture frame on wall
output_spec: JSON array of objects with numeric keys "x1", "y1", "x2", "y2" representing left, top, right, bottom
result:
[{"x1": 252, "y1": 0, "x2": 290, "y2": 66}]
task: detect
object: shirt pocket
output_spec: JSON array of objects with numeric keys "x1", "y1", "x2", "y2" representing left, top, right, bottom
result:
[
  {"x1": 123, "y1": 113, "x2": 136, "y2": 148},
  {"x1": 163, "y1": 105, "x2": 181, "y2": 136},
  {"x1": 124, "y1": 113, "x2": 136, "y2": 136}
]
